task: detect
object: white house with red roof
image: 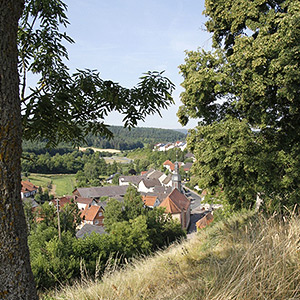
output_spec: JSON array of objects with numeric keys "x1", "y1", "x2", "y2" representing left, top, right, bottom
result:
[
  {"x1": 73, "y1": 196, "x2": 97, "y2": 210},
  {"x1": 81, "y1": 204, "x2": 104, "y2": 227},
  {"x1": 21, "y1": 181, "x2": 38, "y2": 198},
  {"x1": 163, "y1": 160, "x2": 175, "y2": 172}
]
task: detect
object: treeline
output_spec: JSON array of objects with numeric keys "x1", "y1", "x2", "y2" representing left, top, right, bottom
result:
[
  {"x1": 22, "y1": 140, "x2": 75, "y2": 155},
  {"x1": 22, "y1": 151, "x2": 84, "y2": 174},
  {"x1": 84, "y1": 126, "x2": 186, "y2": 150},
  {"x1": 22, "y1": 150, "x2": 122, "y2": 187},
  {"x1": 22, "y1": 126, "x2": 186, "y2": 152}
]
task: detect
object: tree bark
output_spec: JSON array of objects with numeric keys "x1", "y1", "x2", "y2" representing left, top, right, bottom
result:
[{"x1": 0, "y1": 1, "x2": 38, "y2": 299}]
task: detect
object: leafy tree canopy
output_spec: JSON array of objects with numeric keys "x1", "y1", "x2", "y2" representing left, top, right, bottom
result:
[
  {"x1": 178, "y1": 0, "x2": 300, "y2": 213},
  {"x1": 19, "y1": 0, "x2": 175, "y2": 147}
]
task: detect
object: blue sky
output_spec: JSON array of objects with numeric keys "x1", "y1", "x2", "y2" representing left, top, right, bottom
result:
[{"x1": 64, "y1": 0, "x2": 211, "y2": 129}]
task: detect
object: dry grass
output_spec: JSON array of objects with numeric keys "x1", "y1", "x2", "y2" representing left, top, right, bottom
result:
[{"x1": 45, "y1": 210, "x2": 300, "y2": 300}]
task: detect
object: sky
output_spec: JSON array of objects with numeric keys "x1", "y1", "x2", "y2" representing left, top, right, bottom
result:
[{"x1": 63, "y1": 0, "x2": 212, "y2": 130}]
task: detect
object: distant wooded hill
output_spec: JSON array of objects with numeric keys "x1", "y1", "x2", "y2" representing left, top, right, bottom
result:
[
  {"x1": 84, "y1": 126, "x2": 186, "y2": 150},
  {"x1": 23, "y1": 126, "x2": 186, "y2": 153}
]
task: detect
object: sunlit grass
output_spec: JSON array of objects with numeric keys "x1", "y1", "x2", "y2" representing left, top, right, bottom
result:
[
  {"x1": 44, "y1": 210, "x2": 300, "y2": 300},
  {"x1": 26, "y1": 174, "x2": 76, "y2": 196}
]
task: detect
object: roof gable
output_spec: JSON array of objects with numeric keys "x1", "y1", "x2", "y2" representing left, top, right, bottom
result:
[
  {"x1": 21, "y1": 181, "x2": 38, "y2": 193},
  {"x1": 141, "y1": 178, "x2": 161, "y2": 188},
  {"x1": 142, "y1": 195, "x2": 158, "y2": 207},
  {"x1": 75, "y1": 185, "x2": 129, "y2": 198},
  {"x1": 119, "y1": 175, "x2": 144, "y2": 185},
  {"x1": 159, "y1": 188, "x2": 190, "y2": 214},
  {"x1": 147, "y1": 170, "x2": 164, "y2": 180},
  {"x1": 81, "y1": 205, "x2": 101, "y2": 221}
]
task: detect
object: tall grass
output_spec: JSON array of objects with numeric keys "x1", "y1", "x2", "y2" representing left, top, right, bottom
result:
[{"x1": 45, "y1": 210, "x2": 300, "y2": 300}]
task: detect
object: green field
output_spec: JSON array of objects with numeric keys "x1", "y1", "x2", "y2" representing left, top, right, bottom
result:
[{"x1": 25, "y1": 174, "x2": 76, "y2": 197}]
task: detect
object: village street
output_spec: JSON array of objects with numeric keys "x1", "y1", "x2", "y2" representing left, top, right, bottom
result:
[{"x1": 183, "y1": 185, "x2": 206, "y2": 234}]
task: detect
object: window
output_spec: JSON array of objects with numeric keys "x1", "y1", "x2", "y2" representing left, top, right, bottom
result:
[
  {"x1": 95, "y1": 220, "x2": 99, "y2": 225},
  {"x1": 99, "y1": 212, "x2": 102, "y2": 217}
]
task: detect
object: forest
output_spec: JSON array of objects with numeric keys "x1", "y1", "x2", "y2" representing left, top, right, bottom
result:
[
  {"x1": 22, "y1": 126, "x2": 186, "y2": 153},
  {"x1": 82, "y1": 126, "x2": 186, "y2": 150}
]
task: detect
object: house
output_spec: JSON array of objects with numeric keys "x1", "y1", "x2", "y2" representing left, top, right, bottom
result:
[
  {"x1": 138, "y1": 178, "x2": 161, "y2": 193},
  {"x1": 23, "y1": 197, "x2": 39, "y2": 210},
  {"x1": 81, "y1": 204, "x2": 105, "y2": 226},
  {"x1": 106, "y1": 173, "x2": 120, "y2": 184},
  {"x1": 163, "y1": 160, "x2": 175, "y2": 172},
  {"x1": 21, "y1": 180, "x2": 38, "y2": 198},
  {"x1": 163, "y1": 160, "x2": 183, "y2": 173},
  {"x1": 196, "y1": 212, "x2": 213, "y2": 230},
  {"x1": 159, "y1": 188, "x2": 191, "y2": 230},
  {"x1": 165, "y1": 143, "x2": 175, "y2": 151},
  {"x1": 76, "y1": 224, "x2": 106, "y2": 239},
  {"x1": 146, "y1": 170, "x2": 167, "y2": 184},
  {"x1": 73, "y1": 185, "x2": 129, "y2": 199},
  {"x1": 73, "y1": 196, "x2": 97, "y2": 210},
  {"x1": 185, "y1": 152, "x2": 195, "y2": 162},
  {"x1": 119, "y1": 175, "x2": 144, "y2": 188},
  {"x1": 142, "y1": 195, "x2": 160, "y2": 208},
  {"x1": 179, "y1": 142, "x2": 187, "y2": 151},
  {"x1": 50, "y1": 196, "x2": 72, "y2": 210},
  {"x1": 182, "y1": 162, "x2": 193, "y2": 173},
  {"x1": 143, "y1": 169, "x2": 155, "y2": 177},
  {"x1": 162, "y1": 173, "x2": 172, "y2": 187}
]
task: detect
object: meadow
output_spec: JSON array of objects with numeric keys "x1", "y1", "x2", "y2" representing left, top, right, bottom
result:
[{"x1": 26, "y1": 173, "x2": 77, "y2": 196}]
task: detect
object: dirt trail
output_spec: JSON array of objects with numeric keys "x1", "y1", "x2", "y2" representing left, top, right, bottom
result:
[{"x1": 49, "y1": 184, "x2": 56, "y2": 196}]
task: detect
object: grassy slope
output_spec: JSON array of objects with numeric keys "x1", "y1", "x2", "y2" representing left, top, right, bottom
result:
[
  {"x1": 26, "y1": 174, "x2": 76, "y2": 196},
  {"x1": 46, "y1": 210, "x2": 300, "y2": 300}
]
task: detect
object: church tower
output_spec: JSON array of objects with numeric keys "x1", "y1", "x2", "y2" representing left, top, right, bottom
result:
[{"x1": 172, "y1": 161, "x2": 182, "y2": 192}]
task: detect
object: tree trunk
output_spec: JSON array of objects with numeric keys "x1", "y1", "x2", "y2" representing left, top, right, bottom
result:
[{"x1": 0, "y1": 1, "x2": 38, "y2": 299}]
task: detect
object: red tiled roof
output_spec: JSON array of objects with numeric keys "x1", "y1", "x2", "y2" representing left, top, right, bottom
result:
[
  {"x1": 81, "y1": 205, "x2": 101, "y2": 222},
  {"x1": 21, "y1": 181, "x2": 38, "y2": 193},
  {"x1": 162, "y1": 160, "x2": 183, "y2": 172},
  {"x1": 142, "y1": 195, "x2": 158, "y2": 207},
  {"x1": 159, "y1": 188, "x2": 190, "y2": 214},
  {"x1": 51, "y1": 196, "x2": 72, "y2": 209},
  {"x1": 196, "y1": 212, "x2": 214, "y2": 229},
  {"x1": 163, "y1": 160, "x2": 173, "y2": 166}
]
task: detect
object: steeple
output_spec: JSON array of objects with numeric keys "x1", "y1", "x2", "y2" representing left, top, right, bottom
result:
[{"x1": 172, "y1": 161, "x2": 181, "y2": 192}]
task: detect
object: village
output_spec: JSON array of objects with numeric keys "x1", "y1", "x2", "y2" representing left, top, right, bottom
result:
[{"x1": 21, "y1": 152, "x2": 215, "y2": 239}]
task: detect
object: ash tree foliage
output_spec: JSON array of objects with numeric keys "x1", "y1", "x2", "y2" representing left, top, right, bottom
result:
[
  {"x1": 19, "y1": 0, "x2": 175, "y2": 147},
  {"x1": 178, "y1": 0, "x2": 300, "y2": 213}
]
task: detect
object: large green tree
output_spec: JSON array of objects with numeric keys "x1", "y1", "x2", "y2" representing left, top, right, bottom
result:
[
  {"x1": 0, "y1": 1, "x2": 174, "y2": 298},
  {"x1": 178, "y1": 0, "x2": 300, "y2": 213}
]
